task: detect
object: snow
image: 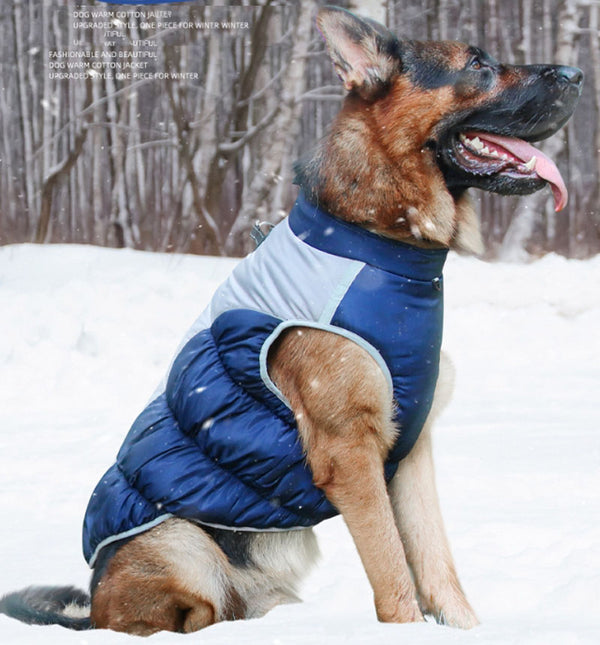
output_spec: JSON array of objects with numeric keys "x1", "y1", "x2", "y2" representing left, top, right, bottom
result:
[{"x1": 0, "y1": 243, "x2": 599, "y2": 644}]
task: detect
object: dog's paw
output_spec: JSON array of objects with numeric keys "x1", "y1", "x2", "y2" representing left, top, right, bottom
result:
[
  {"x1": 400, "y1": 599, "x2": 425, "y2": 624},
  {"x1": 429, "y1": 600, "x2": 479, "y2": 630},
  {"x1": 376, "y1": 598, "x2": 425, "y2": 624},
  {"x1": 417, "y1": 578, "x2": 479, "y2": 629}
]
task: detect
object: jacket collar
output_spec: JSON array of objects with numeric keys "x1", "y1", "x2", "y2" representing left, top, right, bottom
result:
[{"x1": 288, "y1": 193, "x2": 448, "y2": 281}]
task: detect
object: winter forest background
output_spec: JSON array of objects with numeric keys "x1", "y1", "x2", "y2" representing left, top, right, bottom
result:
[{"x1": 1, "y1": 0, "x2": 599, "y2": 259}]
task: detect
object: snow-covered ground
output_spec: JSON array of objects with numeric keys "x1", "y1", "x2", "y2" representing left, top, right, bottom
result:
[{"x1": 0, "y1": 243, "x2": 598, "y2": 644}]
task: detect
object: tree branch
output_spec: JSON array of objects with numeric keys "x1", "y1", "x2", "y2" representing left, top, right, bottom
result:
[{"x1": 217, "y1": 104, "x2": 280, "y2": 154}]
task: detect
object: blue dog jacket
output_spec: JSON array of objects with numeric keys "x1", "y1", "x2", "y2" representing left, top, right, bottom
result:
[{"x1": 82, "y1": 194, "x2": 448, "y2": 566}]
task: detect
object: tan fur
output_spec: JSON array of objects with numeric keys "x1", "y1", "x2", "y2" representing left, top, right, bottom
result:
[
  {"x1": 314, "y1": 73, "x2": 488, "y2": 249},
  {"x1": 317, "y1": 95, "x2": 459, "y2": 247},
  {"x1": 91, "y1": 518, "x2": 320, "y2": 634},
  {"x1": 91, "y1": 520, "x2": 229, "y2": 634},
  {"x1": 388, "y1": 354, "x2": 479, "y2": 627},
  {"x1": 231, "y1": 530, "x2": 321, "y2": 618},
  {"x1": 269, "y1": 328, "x2": 422, "y2": 623},
  {"x1": 451, "y1": 192, "x2": 484, "y2": 254}
]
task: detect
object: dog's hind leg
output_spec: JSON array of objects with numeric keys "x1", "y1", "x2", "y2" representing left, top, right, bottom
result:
[
  {"x1": 270, "y1": 328, "x2": 423, "y2": 624},
  {"x1": 388, "y1": 354, "x2": 479, "y2": 629},
  {"x1": 90, "y1": 518, "x2": 244, "y2": 635}
]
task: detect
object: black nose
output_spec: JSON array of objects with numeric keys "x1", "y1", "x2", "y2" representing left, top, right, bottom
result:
[{"x1": 557, "y1": 66, "x2": 583, "y2": 87}]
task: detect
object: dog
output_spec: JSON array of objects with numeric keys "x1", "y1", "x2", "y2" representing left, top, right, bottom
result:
[{"x1": 0, "y1": 5, "x2": 582, "y2": 635}]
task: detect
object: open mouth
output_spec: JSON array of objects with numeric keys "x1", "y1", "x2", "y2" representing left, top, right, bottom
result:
[{"x1": 453, "y1": 131, "x2": 568, "y2": 211}]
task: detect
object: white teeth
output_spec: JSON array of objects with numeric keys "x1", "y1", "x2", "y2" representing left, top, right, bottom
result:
[
  {"x1": 461, "y1": 134, "x2": 484, "y2": 150},
  {"x1": 523, "y1": 156, "x2": 537, "y2": 171},
  {"x1": 460, "y1": 134, "x2": 506, "y2": 159}
]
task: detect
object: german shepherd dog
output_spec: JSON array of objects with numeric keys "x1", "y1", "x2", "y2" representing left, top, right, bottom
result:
[{"x1": 0, "y1": 6, "x2": 582, "y2": 635}]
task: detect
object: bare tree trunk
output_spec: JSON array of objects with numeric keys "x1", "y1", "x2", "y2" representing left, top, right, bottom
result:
[
  {"x1": 591, "y1": 3, "x2": 600, "y2": 176},
  {"x1": 542, "y1": 0, "x2": 553, "y2": 61},
  {"x1": 0, "y1": 86, "x2": 17, "y2": 237},
  {"x1": 499, "y1": 0, "x2": 581, "y2": 260},
  {"x1": 105, "y1": 70, "x2": 136, "y2": 248},
  {"x1": 164, "y1": 46, "x2": 222, "y2": 255},
  {"x1": 36, "y1": 78, "x2": 93, "y2": 244},
  {"x1": 195, "y1": 4, "x2": 277, "y2": 255},
  {"x1": 225, "y1": 1, "x2": 316, "y2": 255},
  {"x1": 128, "y1": 18, "x2": 146, "y2": 225},
  {"x1": 91, "y1": 77, "x2": 107, "y2": 244},
  {"x1": 518, "y1": 0, "x2": 532, "y2": 64},
  {"x1": 487, "y1": 0, "x2": 499, "y2": 56},
  {"x1": 13, "y1": 0, "x2": 35, "y2": 220},
  {"x1": 187, "y1": 13, "x2": 221, "y2": 247},
  {"x1": 437, "y1": 0, "x2": 449, "y2": 41}
]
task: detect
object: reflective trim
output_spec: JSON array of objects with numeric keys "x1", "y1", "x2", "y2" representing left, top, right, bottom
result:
[
  {"x1": 88, "y1": 515, "x2": 313, "y2": 569},
  {"x1": 258, "y1": 319, "x2": 394, "y2": 410},
  {"x1": 87, "y1": 513, "x2": 173, "y2": 569},
  {"x1": 194, "y1": 520, "x2": 310, "y2": 533}
]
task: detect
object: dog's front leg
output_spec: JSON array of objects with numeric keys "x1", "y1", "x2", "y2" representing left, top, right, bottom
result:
[
  {"x1": 314, "y1": 437, "x2": 423, "y2": 624},
  {"x1": 388, "y1": 355, "x2": 479, "y2": 629},
  {"x1": 269, "y1": 328, "x2": 423, "y2": 623}
]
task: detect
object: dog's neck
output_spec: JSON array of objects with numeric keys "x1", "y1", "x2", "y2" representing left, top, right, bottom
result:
[{"x1": 294, "y1": 99, "x2": 483, "y2": 255}]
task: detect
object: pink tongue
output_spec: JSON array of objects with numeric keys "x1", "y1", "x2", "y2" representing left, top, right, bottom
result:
[{"x1": 472, "y1": 132, "x2": 568, "y2": 211}]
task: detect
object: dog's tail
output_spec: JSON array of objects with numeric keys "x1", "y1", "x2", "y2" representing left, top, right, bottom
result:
[{"x1": 0, "y1": 586, "x2": 92, "y2": 630}]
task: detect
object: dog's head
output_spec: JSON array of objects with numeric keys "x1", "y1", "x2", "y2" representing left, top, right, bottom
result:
[{"x1": 305, "y1": 6, "x2": 582, "y2": 251}]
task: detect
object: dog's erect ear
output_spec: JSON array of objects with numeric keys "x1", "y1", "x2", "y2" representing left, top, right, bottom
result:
[{"x1": 317, "y1": 6, "x2": 401, "y2": 99}]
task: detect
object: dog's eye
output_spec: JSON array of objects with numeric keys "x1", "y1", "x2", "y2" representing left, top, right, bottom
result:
[{"x1": 469, "y1": 57, "x2": 483, "y2": 71}]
